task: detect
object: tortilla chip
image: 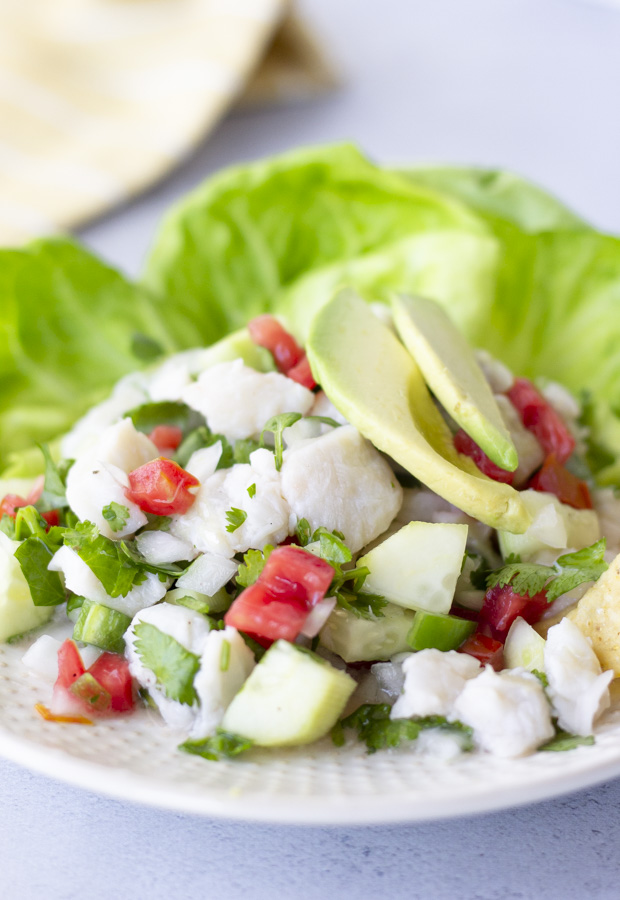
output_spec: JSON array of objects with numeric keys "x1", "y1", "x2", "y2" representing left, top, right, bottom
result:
[{"x1": 568, "y1": 552, "x2": 620, "y2": 675}]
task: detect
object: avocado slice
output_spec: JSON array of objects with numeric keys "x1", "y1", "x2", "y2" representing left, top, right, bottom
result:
[
  {"x1": 391, "y1": 293, "x2": 517, "y2": 471},
  {"x1": 306, "y1": 290, "x2": 531, "y2": 533}
]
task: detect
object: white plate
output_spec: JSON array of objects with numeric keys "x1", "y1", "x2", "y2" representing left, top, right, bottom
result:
[{"x1": 2, "y1": 640, "x2": 620, "y2": 825}]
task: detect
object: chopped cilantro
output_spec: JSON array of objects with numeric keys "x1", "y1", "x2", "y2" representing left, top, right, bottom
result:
[
  {"x1": 179, "y1": 730, "x2": 253, "y2": 761},
  {"x1": 336, "y1": 589, "x2": 387, "y2": 620},
  {"x1": 486, "y1": 540, "x2": 607, "y2": 602},
  {"x1": 539, "y1": 732, "x2": 595, "y2": 752},
  {"x1": 37, "y1": 444, "x2": 71, "y2": 511},
  {"x1": 531, "y1": 668, "x2": 549, "y2": 688},
  {"x1": 333, "y1": 703, "x2": 473, "y2": 754},
  {"x1": 14, "y1": 537, "x2": 66, "y2": 606},
  {"x1": 220, "y1": 639, "x2": 231, "y2": 672},
  {"x1": 0, "y1": 516, "x2": 16, "y2": 539},
  {"x1": 247, "y1": 483, "x2": 257, "y2": 499},
  {"x1": 233, "y1": 439, "x2": 261, "y2": 465},
  {"x1": 236, "y1": 545, "x2": 273, "y2": 588},
  {"x1": 133, "y1": 622, "x2": 200, "y2": 705},
  {"x1": 102, "y1": 501, "x2": 130, "y2": 533},
  {"x1": 175, "y1": 426, "x2": 234, "y2": 470},
  {"x1": 260, "y1": 412, "x2": 303, "y2": 470},
  {"x1": 64, "y1": 522, "x2": 147, "y2": 597},
  {"x1": 295, "y1": 518, "x2": 312, "y2": 547},
  {"x1": 225, "y1": 508, "x2": 247, "y2": 533},
  {"x1": 126, "y1": 400, "x2": 203, "y2": 435}
]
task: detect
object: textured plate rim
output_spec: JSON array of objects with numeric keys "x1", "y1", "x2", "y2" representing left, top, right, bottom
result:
[{"x1": 1, "y1": 721, "x2": 620, "y2": 825}]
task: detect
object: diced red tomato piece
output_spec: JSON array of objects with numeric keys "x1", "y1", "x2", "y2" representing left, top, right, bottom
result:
[
  {"x1": 248, "y1": 315, "x2": 304, "y2": 373},
  {"x1": 507, "y1": 377, "x2": 575, "y2": 463},
  {"x1": 527, "y1": 453, "x2": 592, "y2": 510},
  {"x1": 0, "y1": 477, "x2": 59, "y2": 526},
  {"x1": 56, "y1": 639, "x2": 86, "y2": 688},
  {"x1": 148, "y1": 424, "x2": 184, "y2": 453},
  {"x1": 480, "y1": 584, "x2": 549, "y2": 640},
  {"x1": 42, "y1": 509, "x2": 60, "y2": 527},
  {"x1": 286, "y1": 354, "x2": 316, "y2": 390},
  {"x1": 459, "y1": 632, "x2": 504, "y2": 671},
  {"x1": 453, "y1": 429, "x2": 515, "y2": 484},
  {"x1": 225, "y1": 545, "x2": 334, "y2": 643},
  {"x1": 225, "y1": 580, "x2": 309, "y2": 643},
  {"x1": 126, "y1": 457, "x2": 199, "y2": 516},
  {"x1": 88, "y1": 653, "x2": 135, "y2": 713},
  {"x1": 0, "y1": 494, "x2": 28, "y2": 519},
  {"x1": 52, "y1": 641, "x2": 135, "y2": 718}
]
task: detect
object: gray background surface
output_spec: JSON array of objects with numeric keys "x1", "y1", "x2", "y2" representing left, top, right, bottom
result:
[{"x1": 6, "y1": 1, "x2": 620, "y2": 897}]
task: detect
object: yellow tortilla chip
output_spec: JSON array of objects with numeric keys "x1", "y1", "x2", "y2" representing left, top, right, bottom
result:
[{"x1": 568, "y1": 552, "x2": 620, "y2": 676}]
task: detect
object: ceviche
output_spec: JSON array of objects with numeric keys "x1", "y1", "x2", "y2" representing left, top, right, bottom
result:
[{"x1": 2, "y1": 288, "x2": 620, "y2": 762}]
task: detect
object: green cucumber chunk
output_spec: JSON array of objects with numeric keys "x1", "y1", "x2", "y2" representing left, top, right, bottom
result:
[
  {"x1": 72, "y1": 599, "x2": 132, "y2": 654},
  {"x1": 406, "y1": 609, "x2": 476, "y2": 652},
  {"x1": 0, "y1": 534, "x2": 53, "y2": 641},
  {"x1": 319, "y1": 602, "x2": 415, "y2": 662},
  {"x1": 221, "y1": 640, "x2": 356, "y2": 747},
  {"x1": 164, "y1": 586, "x2": 231, "y2": 615}
]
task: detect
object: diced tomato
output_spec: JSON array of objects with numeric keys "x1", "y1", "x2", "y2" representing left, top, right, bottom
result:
[
  {"x1": 126, "y1": 457, "x2": 199, "y2": 516},
  {"x1": 248, "y1": 315, "x2": 304, "y2": 373},
  {"x1": 56, "y1": 639, "x2": 86, "y2": 688},
  {"x1": 0, "y1": 494, "x2": 28, "y2": 519},
  {"x1": 507, "y1": 377, "x2": 575, "y2": 463},
  {"x1": 286, "y1": 354, "x2": 316, "y2": 390},
  {"x1": 453, "y1": 429, "x2": 515, "y2": 484},
  {"x1": 225, "y1": 545, "x2": 334, "y2": 643},
  {"x1": 148, "y1": 424, "x2": 184, "y2": 453},
  {"x1": 1, "y1": 477, "x2": 59, "y2": 526},
  {"x1": 52, "y1": 641, "x2": 135, "y2": 718},
  {"x1": 459, "y1": 632, "x2": 504, "y2": 671},
  {"x1": 480, "y1": 584, "x2": 549, "y2": 640},
  {"x1": 88, "y1": 653, "x2": 135, "y2": 713},
  {"x1": 528, "y1": 453, "x2": 592, "y2": 510}
]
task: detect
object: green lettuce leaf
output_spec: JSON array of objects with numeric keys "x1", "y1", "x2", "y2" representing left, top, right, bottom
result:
[{"x1": 0, "y1": 238, "x2": 182, "y2": 469}]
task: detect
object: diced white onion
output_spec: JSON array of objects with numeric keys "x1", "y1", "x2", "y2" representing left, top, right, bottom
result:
[
  {"x1": 301, "y1": 596, "x2": 337, "y2": 638},
  {"x1": 176, "y1": 552, "x2": 238, "y2": 596}
]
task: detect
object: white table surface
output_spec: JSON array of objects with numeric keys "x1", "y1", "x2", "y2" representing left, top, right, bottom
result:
[{"x1": 6, "y1": 1, "x2": 620, "y2": 897}]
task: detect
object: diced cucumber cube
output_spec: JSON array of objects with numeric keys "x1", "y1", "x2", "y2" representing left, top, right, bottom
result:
[
  {"x1": 319, "y1": 602, "x2": 416, "y2": 662},
  {"x1": 504, "y1": 616, "x2": 546, "y2": 672},
  {"x1": 0, "y1": 533, "x2": 53, "y2": 642},
  {"x1": 72, "y1": 599, "x2": 131, "y2": 654},
  {"x1": 358, "y1": 521, "x2": 468, "y2": 614},
  {"x1": 221, "y1": 640, "x2": 356, "y2": 747},
  {"x1": 406, "y1": 610, "x2": 476, "y2": 652}
]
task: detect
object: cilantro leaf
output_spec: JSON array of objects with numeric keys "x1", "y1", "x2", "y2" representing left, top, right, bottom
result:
[
  {"x1": 37, "y1": 444, "x2": 71, "y2": 511},
  {"x1": 225, "y1": 508, "x2": 247, "y2": 533},
  {"x1": 333, "y1": 703, "x2": 473, "y2": 754},
  {"x1": 133, "y1": 622, "x2": 200, "y2": 705},
  {"x1": 233, "y1": 439, "x2": 261, "y2": 465},
  {"x1": 486, "y1": 540, "x2": 608, "y2": 603},
  {"x1": 64, "y1": 522, "x2": 146, "y2": 597},
  {"x1": 539, "y1": 732, "x2": 595, "y2": 752},
  {"x1": 126, "y1": 400, "x2": 203, "y2": 435},
  {"x1": 247, "y1": 483, "x2": 257, "y2": 499},
  {"x1": 14, "y1": 537, "x2": 66, "y2": 606},
  {"x1": 175, "y1": 426, "x2": 233, "y2": 470},
  {"x1": 531, "y1": 668, "x2": 549, "y2": 688},
  {"x1": 102, "y1": 502, "x2": 130, "y2": 533},
  {"x1": 260, "y1": 412, "x2": 302, "y2": 470},
  {"x1": 547, "y1": 541, "x2": 608, "y2": 602},
  {"x1": 0, "y1": 516, "x2": 16, "y2": 539},
  {"x1": 179, "y1": 729, "x2": 253, "y2": 760},
  {"x1": 236, "y1": 545, "x2": 273, "y2": 588},
  {"x1": 296, "y1": 518, "x2": 312, "y2": 547},
  {"x1": 335, "y1": 589, "x2": 387, "y2": 620}
]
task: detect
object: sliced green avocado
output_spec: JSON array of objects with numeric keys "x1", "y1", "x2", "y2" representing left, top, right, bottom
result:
[
  {"x1": 306, "y1": 289, "x2": 531, "y2": 533},
  {"x1": 391, "y1": 294, "x2": 517, "y2": 471}
]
